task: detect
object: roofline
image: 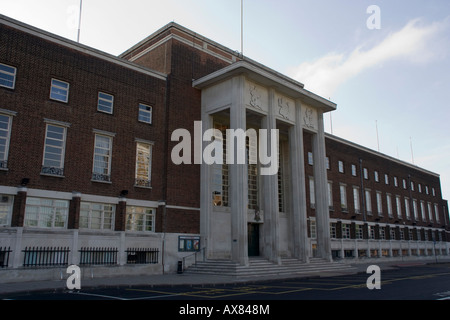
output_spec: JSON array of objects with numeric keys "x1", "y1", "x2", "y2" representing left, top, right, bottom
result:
[
  {"x1": 325, "y1": 133, "x2": 440, "y2": 178},
  {"x1": 193, "y1": 60, "x2": 336, "y2": 113},
  {"x1": 0, "y1": 14, "x2": 166, "y2": 81}
]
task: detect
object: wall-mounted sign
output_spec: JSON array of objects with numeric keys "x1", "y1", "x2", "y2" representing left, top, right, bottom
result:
[{"x1": 178, "y1": 236, "x2": 200, "y2": 252}]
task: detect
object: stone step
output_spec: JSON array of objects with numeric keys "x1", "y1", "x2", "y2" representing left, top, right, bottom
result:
[{"x1": 184, "y1": 257, "x2": 356, "y2": 278}]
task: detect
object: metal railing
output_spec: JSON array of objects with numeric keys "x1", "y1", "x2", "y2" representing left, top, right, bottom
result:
[
  {"x1": 126, "y1": 248, "x2": 159, "y2": 264},
  {"x1": 22, "y1": 246, "x2": 70, "y2": 267},
  {"x1": 182, "y1": 247, "x2": 206, "y2": 271},
  {"x1": 79, "y1": 247, "x2": 118, "y2": 265},
  {"x1": 0, "y1": 247, "x2": 12, "y2": 268}
]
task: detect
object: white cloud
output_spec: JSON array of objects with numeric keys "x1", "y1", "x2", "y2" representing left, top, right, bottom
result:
[{"x1": 289, "y1": 18, "x2": 449, "y2": 99}]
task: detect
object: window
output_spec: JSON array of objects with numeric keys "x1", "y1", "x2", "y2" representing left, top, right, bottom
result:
[
  {"x1": 394, "y1": 176, "x2": 398, "y2": 187},
  {"x1": 326, "y1": 157, "x2": 330, "y2": 170},
  {"x1": 376, "y1": 192, "x2": 383, "y2": 216},
  {"x1": 212, "y1": 123, "x2": 229, "y2": 207},
  {"x1": 310, "y1": 220, "x2": 316, "y2": 239},
  {"x1": 92, "y1": 133, "x2": 113, "y2": 182},
  {"x1": 413, "y1": 199, "x2": 418, "y2": 220},
  {"x1": 390, "y1": 228, "x2": 396, "y2": 240},
  {"x1": 138, "y1": 103, "x2": 152, "y2": 124},
  {"x1": 97, "y1": 92, "x2": 114, "y2": 114},
  {"x1": 135, "y1": 141, "x2": 152, "y2": 187},
  {"x1": 24, "y1": 197, "x2": 69, "y2": 228},
  {"x1": 396, "y1": 195, "x2": 402, "y2": 218},
  {"x1": 386, "y1": 194, "x2": 393, "y2": 218},
  {"x1": 374, "y1": 171, "x2": 379, "y2": 182},
  {"x1": 340, "y1": 184, "x2": 347, "y2": 211},
  {"x1": 353, "y1": 186, "x2": 360, "y2": 214},
  {"x1": 369, "y1": 226, "x2": 376, "y2": 239},
  {"x1": 80, "y1": 202, "x2": 115, "y2": 230},
  {"x1": 351, "y1": 164, "x2": 357, "y2": 176},
  {"x1": 330, "y1": 223, "x2": 337, "y2": 239},
  {"x1": 355, "y1": 224, "x2": 363, "y2": 239},
  {"x1": 405, "y1": 197, "x2": 411, "y2": 219},
  {"x1": 0, "y1": 113, "x2": 13, "y2": 169},
  {"x1": 0, "y1": 63, "x2": 17, "y2": 89},
  {"x1": 309, "y1": 177, "x2": 315, "y2": 208},
  {"x1": 365, "y1": 190, "x2": 372, "y2": 215},
  {"x1": 402, "y1": 179, "x2": 407, "y2": 189},
  {"x1": 307, "y1": 152, "x2": 313, "y2": 165},
  {"x1": 0, "y1": 195, "x2": 13, "y2": 226},
  {"x1": 342, "y1": 224, "x2": 351, "y2": 239},
  {"x1": 125, "y1": 206, "x2": 155, "y2": 232},
  {"x1": 434, "y1": 204, "x2": 440, "y2": 223},
  {"x1": 50, "y1": 79, "x2": 69, "y2": 103},
  {"x1": 328, "y1": 181, "x2": 333, "y2": 209},
  {"x1": 41, "y1": 124, "x2": 67, "y2": 176},
  {"x1": 338, "y1": 160, "x2": 344, "y2": 173},
  {"x1": 385, "y1": 174, "x2": 389, "y2": 185},
  {"x1": 427, "y1": 202, "x2": 433, "y2": 222},
  {"x1": 380, "y1": 227, "x2": 386, "y2": 240},
  {"x1": 420, "y1": 201, "x2": 426, "y2": 221},
  {"x1": 363, "y1": 168, "x2": 368, "y2": 180}
]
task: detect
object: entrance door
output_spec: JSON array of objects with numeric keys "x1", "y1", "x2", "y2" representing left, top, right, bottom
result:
[{"x1": 247, "y1": 223, "x2": 260, "y2": 256}]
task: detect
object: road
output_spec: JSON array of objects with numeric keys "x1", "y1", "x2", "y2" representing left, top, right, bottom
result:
[{"x1": 1, "y1": 263, "x2": 450, "y2": 317}]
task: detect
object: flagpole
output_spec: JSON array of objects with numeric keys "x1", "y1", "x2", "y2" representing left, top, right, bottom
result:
[
  {"x1": 77, "y1": 0, "x2": 83, "y2": 42},
  {"x1": 241, "y1": 0, "x2": 243, "y2": 57}
]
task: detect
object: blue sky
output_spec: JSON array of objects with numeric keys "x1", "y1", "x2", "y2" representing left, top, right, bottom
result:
[{"x1": 1, "y1": 0, "x2": 450, "y2": 201}]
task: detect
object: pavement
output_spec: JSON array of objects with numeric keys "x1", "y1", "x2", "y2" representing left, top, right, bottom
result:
[{"x1": 1, "y1": 258, "x2": 449, "y2": 295}]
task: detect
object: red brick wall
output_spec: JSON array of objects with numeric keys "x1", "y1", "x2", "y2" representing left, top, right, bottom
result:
[{"x1": 0, "y1": 24, "x2": 166, "y2": 203}]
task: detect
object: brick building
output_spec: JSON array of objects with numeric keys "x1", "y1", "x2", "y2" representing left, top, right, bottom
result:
[{"x1": 0, "y1": 15, "x2": 448, "y2": 281}]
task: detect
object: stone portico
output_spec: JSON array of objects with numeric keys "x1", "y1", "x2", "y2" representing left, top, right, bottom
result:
[{"x1": 194, "y1": 61, "x2": 336, "y2": 266}]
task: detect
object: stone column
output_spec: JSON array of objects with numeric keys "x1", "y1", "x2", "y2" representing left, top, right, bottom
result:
[
  {"x1": 200, "y1": 113, "x2": 213, "y2": 259},
  {"x1": 312, "y1": 111, "x2": 332, "y2": 261},
  {"x1": 289, "y1": 100, "x2": 308, "y2": 262},
  {"x1": 261, "y1": 88, "x2": 281, "y2": 264},
  {"x1": 229, "y1": 75, "x2": 248, "y2": 266}
]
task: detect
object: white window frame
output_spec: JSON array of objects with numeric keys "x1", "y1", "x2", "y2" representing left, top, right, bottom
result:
[
  {"x1": 338, "y1": 160, "x2": 344, "y2": 173},
  {"x1": 342, "y1": 224, "x2": 351, "y2": 239},
  {"x1": 0, "y1": 63, "x2": 17, "y2": 89},
  {"x1": 0, "y1": 195, "x2": 14, "y2": 226},
  {"x1": 351, "y1": 164, "x2": 357, "y2": 176},
  {"x1": 309, "y1": 177, "x2": 315, "y2": 208},
  {"x1": 339, "y1": 184, "x2": 347, "y2": 211},
  {"x1": 50, "y1": 78, "x2": 70, "y2": 103},
  {"x1": 405, "y1": 197, "x2": 411, "y2": 219},
  {"x1": 24, "y1": 197, "x2": 69, "y2": 228},
  {"x1": 365, "y1": 189, "x2": 372, "y2": 215},
  {"x1": 125, "y1": 206, "x2": 155, "y2": 232},
  {"x1": 353, "y1": 186, "x2": 360, "y2": 214},
  {"x1": 92, "y1": 132, "x2": 114, "y2": 182},
  {"x1": 0, "y1": 111, "x2": 14, "y2": 169},
  {"x1": 376, "y1": 191, "x2": 383, "y2": 216},
  {"x1": 307, "y1": 152, "x2": 313, "y2": 165},
  {"x1": 386, "y1": 193, "x2": 393, "y2": 218},
  {"x1": 135, "y1": 140, "x2": 153, "y2": 188},
  {"x1": 138, "y1": 103, "x2": 152, "y2": 124},
  {"x1": 434, "y1": 203, "x2": 440, "y2": 223},
  {"x1": 396, "y1": 195, "x2": 402, "y2": 219},
  {"x1": 97, "y1": 92, "x2": 114, "y2": 114},
  {"x1": 79, "y1": 202, "x2": 115, "y2": 230},
  {"x1": 41, "y1": 122, "x2": 68, "y2": 176}
]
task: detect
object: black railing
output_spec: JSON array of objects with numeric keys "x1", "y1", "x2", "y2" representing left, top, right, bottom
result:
[
  {"x1": 0, "y1": 247, "x2": 12, "y2": 268},
  {"x1": 22, "y1": 247, "x2": 70, "y2": 267},
  {"x1": 79, "y1": 247, "x2": 118, "y2": 265},
  {"x1": 125, "y1": 248, "x2": 159, "y2": 264}
]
